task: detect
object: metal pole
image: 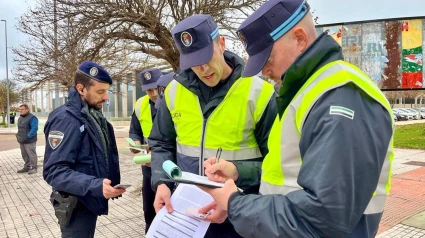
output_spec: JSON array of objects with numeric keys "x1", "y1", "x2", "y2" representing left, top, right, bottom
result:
[
  {"x1": 1, "y1": 20, "x2": 10, "y2": 128},
  {"x1": 54, "y1": 0, "x2": 59, "y2": 109}
]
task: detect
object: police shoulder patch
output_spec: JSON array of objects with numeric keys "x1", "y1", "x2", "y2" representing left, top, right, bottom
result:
[
  {"x1": 329, "y1": 106, "x2": 355, "y2": 120},
  {"x1": 48, "y1": 131, "x2": 65, "y2": 150}
]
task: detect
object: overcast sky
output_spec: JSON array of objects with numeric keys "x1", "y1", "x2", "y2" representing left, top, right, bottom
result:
[
  {"x1": 1, "y1": 0, "x2": 424, "y2": 80},
  {"x1": 0, "y1": 0, "x2": 36, "y2": 80},
  {"x1": 308, "y1": 0, "x2": 425, "y2": 25}
]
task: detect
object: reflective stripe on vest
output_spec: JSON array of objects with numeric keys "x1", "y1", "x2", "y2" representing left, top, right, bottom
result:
[
  {"x1": 260, "y1": 60, "x2": 394, "y2": 215},
  {"x1": 165, "y1": 76, "x2": 274, "y2": 174},
  {"x1": 134, "y1": 95, "x2": 153, "y2": 140}
]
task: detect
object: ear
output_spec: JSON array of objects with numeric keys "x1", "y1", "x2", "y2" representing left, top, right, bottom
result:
[
  {"x1": 218, "y1": 36, "x2": 226, "y2": 53},
  {"x1": 293, "y1": 27, "x2": 308, "y2": 53},
  {"x1": 75, "y1": 84, "x2": 85, "y2": 96}
]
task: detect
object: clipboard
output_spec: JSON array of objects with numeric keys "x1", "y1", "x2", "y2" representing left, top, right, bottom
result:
[{"x1": 161, "y1": 161, "x2": 243, "y2": 193}]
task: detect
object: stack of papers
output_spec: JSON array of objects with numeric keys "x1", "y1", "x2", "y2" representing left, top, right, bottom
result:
[{"x1": 147, "y1": 184, "x2": 213, "y2": 238}]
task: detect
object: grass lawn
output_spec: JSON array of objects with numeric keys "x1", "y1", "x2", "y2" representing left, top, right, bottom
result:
[{"x1": 394, "y1": 123, "x2": 425, "y2": 149}]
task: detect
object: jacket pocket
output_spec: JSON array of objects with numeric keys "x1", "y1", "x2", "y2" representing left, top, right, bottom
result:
[{"x1": 16, "y1": 134, "x2": 27, "y2": 143}]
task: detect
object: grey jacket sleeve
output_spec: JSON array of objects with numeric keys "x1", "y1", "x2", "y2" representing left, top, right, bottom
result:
[
  {"x1": 129, "y1": 111, "x2": 143, "y2": 143},
  {"x1": 148, "y1": 97, "x2": 177, "y2": 191},
  {"x1": 227, "y1": 85, "x2": 393, "y2": 238},
  {"x1": 233, "y1": 94, "x2": 278, "y2": 189}
]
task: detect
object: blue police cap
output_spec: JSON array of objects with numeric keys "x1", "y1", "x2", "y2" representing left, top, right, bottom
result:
[
  {"x1": 139, "y1": 68, "x2": 162, "y2": 91},
  {"x1": 78, "y1": 61, "x2": 113, "y2": 84},
  {"x1": 155, "y1": 72, "x2": 175, "y2": 109},
  {"x1": 172, "y1": 14, "x2": 219, "y2": 70},
  {"x1": 237, "y1": 0, "x2": 310, "y2": 77}
]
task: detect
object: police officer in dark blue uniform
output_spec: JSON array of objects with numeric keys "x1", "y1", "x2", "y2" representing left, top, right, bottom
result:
[
  {"x1": 129, "y1": 69, "x2": 174, "y2": 233},
  {"x1": 129, "y1": 68, "x2": 160, "y2": 234},
  {"x1": 43, "y1": 61, "x2": 125, "y2": 238}
]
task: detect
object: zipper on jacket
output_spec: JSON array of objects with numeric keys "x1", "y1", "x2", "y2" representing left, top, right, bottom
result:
[{"x1": 199, "y1": 118, "x2": 208, "y2": 176}]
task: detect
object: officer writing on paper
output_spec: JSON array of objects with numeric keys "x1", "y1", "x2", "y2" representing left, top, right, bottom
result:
[
  {"x1": 200, "y1": 0, "x2": 395, "y2": 237},
  {"x1": 149, "y1": 14, "x2": 277, "y2": 237},
  {"x1": 128, "y1": 69, "x2": 174, "y2": 233},
  {"x1": 43, "y1": 62, "x2": 125, "y2": 238}
]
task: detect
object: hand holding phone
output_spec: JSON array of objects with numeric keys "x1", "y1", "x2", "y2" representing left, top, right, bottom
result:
[{"x1": 114, "y1": 184, "x2": 131, "y2": 189}]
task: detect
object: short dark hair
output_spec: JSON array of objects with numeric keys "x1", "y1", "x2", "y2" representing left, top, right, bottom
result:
[
  {"x1": 19, "y1": 104, "x2": 29, "y2": 110},
  {"x1": 74, "y1": 70, "x2": 95, "y2": 88}
]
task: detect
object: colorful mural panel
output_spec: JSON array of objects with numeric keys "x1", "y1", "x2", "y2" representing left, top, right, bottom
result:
[
  {"x1": 382, "y1": 21, "x2": 402, "y2": 89},
  {"x1": 316, "y1": 18, "x2": 425, "y2": 89},
  {"x1": 342, "y1": 24, "x2": 362, "y2": 67},
  {"x1": 401, "y1": 19, "x2": 423, "y2": 88},
  {"x1": 361, "y1": 22, "x2": 386, "y2": 87}
]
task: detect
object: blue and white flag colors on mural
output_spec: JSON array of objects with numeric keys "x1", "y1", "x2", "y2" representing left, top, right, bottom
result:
[{"x1": 329, "y1": 106, "x2": 355, "y2": 120}]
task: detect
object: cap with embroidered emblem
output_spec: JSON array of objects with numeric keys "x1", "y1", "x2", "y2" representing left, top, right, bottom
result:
[
  {"x1": 139, "y1": 68, "x2": 162, "y2": 91},
  {"x1": 155, "y1": 72, "x2": 175, "y2": 109},
  {"x1": 237, "y1": 0, "x2": 310, "y2": 77},
  {"x1": 78, "y1": 61, "x2": 113, "y2": 84},
  {"x1": 172, "y1": 14, "x2": 220, "y2": 70}
]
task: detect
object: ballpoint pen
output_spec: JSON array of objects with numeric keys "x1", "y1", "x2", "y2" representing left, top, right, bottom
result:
[{"x1": 212, "y1": 147, "x2": 222, "y2": 176}]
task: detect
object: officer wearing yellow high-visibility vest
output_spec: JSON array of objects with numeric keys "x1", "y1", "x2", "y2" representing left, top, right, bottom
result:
[
  {"x1": 199, "y1": 0, "x2": 395, "y2": 237},
  {"x1": 148, "y1": 14, "x2": 278, "y2": 237},
  {"x1": 128, "y1": 67, "x2": 162, "y2": 233}
]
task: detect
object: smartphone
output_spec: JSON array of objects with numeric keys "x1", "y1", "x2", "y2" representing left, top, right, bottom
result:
[{"x1": 114, "y1": 184, "x2": 131, "y2": 189}]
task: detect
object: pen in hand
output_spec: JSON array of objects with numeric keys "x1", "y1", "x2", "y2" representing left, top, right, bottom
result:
[{"x1": 212, "y1": 147, "x2": 222, "y2": 177}]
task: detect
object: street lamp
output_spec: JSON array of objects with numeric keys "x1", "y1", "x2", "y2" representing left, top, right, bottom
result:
[{"x1": 1, "y1": 20, "x2": 10, "y2": 128}]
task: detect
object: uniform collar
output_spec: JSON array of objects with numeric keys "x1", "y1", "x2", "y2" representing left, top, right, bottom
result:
[{"x1": 276, "y1": 33, "x2": 344, "y2": 116}]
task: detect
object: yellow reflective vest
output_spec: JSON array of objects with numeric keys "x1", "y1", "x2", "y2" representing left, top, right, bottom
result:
[
  {"x1": 134, "y1": 95, "x2": 153, "y2": 141},
  {"x1": 165, "y1": 76, "x2": 274, "y2": 175},
  {"x1": 260, "y1": 60, "x2": 394, "y2": 215}
]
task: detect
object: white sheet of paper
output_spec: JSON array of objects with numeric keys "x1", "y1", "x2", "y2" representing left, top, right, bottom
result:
[{"x1": 146, "y1": 184, "x2": 213, "y2": 238}]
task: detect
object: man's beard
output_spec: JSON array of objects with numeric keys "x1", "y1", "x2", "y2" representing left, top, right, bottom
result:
[
  {"x1": 87, "y1": 101, "x2": 104, "y2": 110},
  {"x1": 85, "y1": 93, "x2": 105, "y2": 110}
]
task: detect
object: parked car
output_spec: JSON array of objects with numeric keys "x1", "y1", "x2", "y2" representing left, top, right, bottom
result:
[
  {"x1": 396, "y1": 109, "x2": 419, "y2": 120},
  {"x1": 392, "y1": 111, "x2": 408, "y2": 121},
  {"x1": 393, "y1": 109, "x2": 413, "y2": 120},
  {"x1": 404, "y1": 108, "x2": 424, "y2": 119}
]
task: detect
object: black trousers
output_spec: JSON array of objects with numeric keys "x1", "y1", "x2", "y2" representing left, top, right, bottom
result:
[
  {"x1": 142, "y1": 166, "x2": 156, "y2": 234},
  {"x1": 60, "y1": 205, "x2": 98, "y2": 238},
  {"x1": 204, "y1": 222, "x2": 243, "y2": 238}
]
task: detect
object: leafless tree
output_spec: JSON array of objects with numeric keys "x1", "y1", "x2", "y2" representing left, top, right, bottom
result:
[
  {"x1": 13, "y1": 1, "x2": 143, "y2": 90},
  {"x1": 0, "y1": 79, "x2": 21, "y2": 123},
  {"x1": 13, "y1": 0, "x2": 264, "y2": 90},
  {"x1": 384, "y1": 90, "x2": 425, "y2": 108},
  {"x1": 54, "y1": 0, "x2": 265, "y2": 70}
]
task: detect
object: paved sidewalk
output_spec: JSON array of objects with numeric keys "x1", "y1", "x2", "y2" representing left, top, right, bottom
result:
[
  {"x1": 377, "y1": 149, "x2": 425, "y2": 237},
  {"x1": 0, "y1": 146, "x2": 146, "y2": 238}
]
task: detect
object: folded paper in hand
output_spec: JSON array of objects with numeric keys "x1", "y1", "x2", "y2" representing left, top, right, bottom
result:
[{"x1": 133, "y1": 154, "x2": 151, "y2": 165}]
